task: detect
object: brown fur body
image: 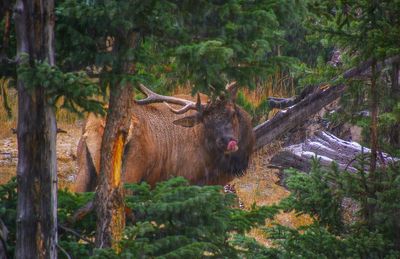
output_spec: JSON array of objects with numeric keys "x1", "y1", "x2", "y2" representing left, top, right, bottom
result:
[{"x1": 74, "y1": 95, "x2": 254, "y2": 192}]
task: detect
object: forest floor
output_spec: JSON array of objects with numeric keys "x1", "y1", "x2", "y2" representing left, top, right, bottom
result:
[{"x1": 0, "y1": 122, "x2": 82, "y2": 188}]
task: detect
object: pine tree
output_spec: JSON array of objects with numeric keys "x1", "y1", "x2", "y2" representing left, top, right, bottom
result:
[{"x1": 56, "y1": 0, "x2": 292, "y2": 248}]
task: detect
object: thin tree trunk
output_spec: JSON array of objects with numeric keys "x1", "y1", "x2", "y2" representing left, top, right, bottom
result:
[
  {"x1": 14, "y1": 0, "x2": 57, "y2": 258},
  {"x1": 94, "y1": 83, "x2": 132, "y2": 249},
  {"x1": 1, "y1": 3, "x2": 11, "y2": 55},
  {"x1": 370, "y1": 60, "x2": 378, "y2": 174},
  {"x1": 389, "y1": 61, "x2": 400, "y2": 148},
  {"x1": 94, "y1": 31, "x2": 139, "y2": 249},
  {"x1": 392, "y1": 62, "x2": 400, "y2": 97}
]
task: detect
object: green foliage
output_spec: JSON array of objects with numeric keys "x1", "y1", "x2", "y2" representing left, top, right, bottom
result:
[
  {"x1": 307, "y1": 0, "x2": 400, "y2": 60},
  {"x1": 0, "y1": 177, "x2": 276, "y2": 258},
  {"x1": 0, "y1": 9, "x2": 17, "y2": 79},
  {"x1": 280, "y1": 159, "x2": 343, "y2": 233},
  {"x1": 0, "y1": 177, "x2": 17, "y2": 256},
  {"x1": 235, "y1": 90, "x2": 271, "y2": 125},
  {"x1": 17, "y1": 54, "x2": 104, "y2": 115},
  {"x1": 56, "y1": 0, "x2": 296, "y2": 96},
  {"x1": 267, "y1": 158, "x2": 400, "y2": 258},
  {"x1": 301, "y1": 0, "x2": 400, "y2": 156},
  {"x1": 275, "y1": 0, "x2": 332, "y2": 67},
  {"x1": 94, "y1": 177, "x2": 277, "y2": 258},
  {"x1": 0, "y1": 179, "x2": 96, "y2": 258}
]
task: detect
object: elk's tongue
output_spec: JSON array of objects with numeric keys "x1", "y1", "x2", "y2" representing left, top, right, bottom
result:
[{"x1": 227, "y1": 140, "x2": 238, "y2": 152}]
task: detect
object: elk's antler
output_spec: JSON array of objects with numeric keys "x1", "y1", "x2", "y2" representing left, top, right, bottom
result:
[
  {"x1": 136, "y1": 84, "x2": 204, "y2": 114},
  {"x1": 225, "y1": 81, "x2": 238, "y2": 101},
  {"x1": 225, "y1": 81, "x2": 237, "y2": 92}
]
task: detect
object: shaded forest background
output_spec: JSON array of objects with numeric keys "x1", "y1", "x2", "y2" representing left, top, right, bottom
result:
[{"x1": 0, "y1": 0, "x2": 400, "y2": 258}]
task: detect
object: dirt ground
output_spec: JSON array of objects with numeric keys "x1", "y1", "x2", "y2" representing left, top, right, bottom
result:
[{"x1": 0, "y1": 122, "x2": 83, "y2": 188}]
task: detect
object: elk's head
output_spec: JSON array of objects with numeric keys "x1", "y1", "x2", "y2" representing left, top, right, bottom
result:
[{"x1": 136, "y1": 82, "x2": 241, "y2": 154}]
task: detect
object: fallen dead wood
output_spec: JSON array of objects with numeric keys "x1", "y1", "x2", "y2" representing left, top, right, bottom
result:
[
  {"x1": 254, "y1": 55, "x2": 400, "y2": 150},
  {"x1": 270, "y1": 131, "x2": 397, "y2": 173}
]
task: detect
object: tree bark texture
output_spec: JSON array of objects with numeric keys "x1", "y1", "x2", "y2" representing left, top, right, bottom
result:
[
  {"x1": 94, "y1": 83, "x2": 133, "y2": 249},
  {"x1": 389, "y1": 61, "x2": 400, "y2": 148},
  {"x1": 369, "y1": 60, "x2": 378, "y2": 174},
  {"x1": 14, "y1": 0, "x2": 58, "y2": 258},
  {"x1": 94, "y1": 31, "x2": 139, "y2": 249},
  {"x1": 254, "y1": 55, "x2": 400, "y2": 151}
]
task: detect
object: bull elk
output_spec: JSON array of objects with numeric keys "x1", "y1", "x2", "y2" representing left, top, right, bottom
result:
[{"x1": 74, "y1": 82, "x2": 255, "y2": 192}]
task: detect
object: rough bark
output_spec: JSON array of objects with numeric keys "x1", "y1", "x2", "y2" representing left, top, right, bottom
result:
[
  {"x1": 369, "y1": 60, "x2": 378, "y2": 174},
  {"x1": 392, "y1": 61, "x2": 400, "y2": 97},
  {"x1": 0, "y1": 1, "x2": 11, "y2": 57},
  {"x1": 0, "y1": 0, "x2": 15, "y2": 66},
  {"x1": 254, "y1": 55, "x2": 400, "y2": 150},
  {"x1": 14, "y1": 0, "x2": 58, "y2": 258},
  {"x1": 270, "y1": 131, "x2": 397, "y2": 174},
  {"x1": 267, "y1": 96, "x2": 298, "y2": 109},
  {"x1": 94, "y1": 31, "x2": 140, "y2": 249},
  {"x1": 94, "y1": 83, "x2": 132, "y2": 249},
  {"x1": 389, "y1": 61, "x2": 400, "y2": 148}
]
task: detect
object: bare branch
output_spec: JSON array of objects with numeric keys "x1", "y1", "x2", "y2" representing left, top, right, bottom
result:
[
  {"x1": 57, "y1": 244, "x2": 72, "y2": 259},
  {"x1": 58, "y1": 224, "x2": 94, "y2": 245}
]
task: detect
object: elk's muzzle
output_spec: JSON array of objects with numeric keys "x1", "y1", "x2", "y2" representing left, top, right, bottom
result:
[{"x1": 226, "y1": 140, "x2": 239, "y2": 153}]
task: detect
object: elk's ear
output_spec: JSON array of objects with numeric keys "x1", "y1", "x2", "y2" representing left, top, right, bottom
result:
[{"x1": 173, "y1": 114, "x2": 201, "y2": 128}]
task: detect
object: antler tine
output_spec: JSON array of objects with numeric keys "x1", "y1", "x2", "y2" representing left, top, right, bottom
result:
[
  {"x1": 135, "y1": 84, "x2": 202, "y2": 114},
  {"x1": 225, "y1": 81, "x2": 237, "y2": 91},
  {"x1": 225, "y1": 81, "x2": 239, "y2": 102},
  {"x1": 163, "y1": 102, "x2": 194, "y2": 114},
  {"x1": 135, "y1": 84, "x2": 163, "y2": 104}
]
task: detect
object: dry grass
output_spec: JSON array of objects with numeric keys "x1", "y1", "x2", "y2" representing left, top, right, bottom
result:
[
  {"x1": 0, "y1": 79, "x2": 17, "y2": 139},
  {"x1": 232, "y1": 141, "x2": 313, "y2": 245},
  {"x1": 0, "y1": 166, "x2": 15, "y2": 185},
  {"x1": 0, "y1": 77, "x2": 85, "y2": 187}
]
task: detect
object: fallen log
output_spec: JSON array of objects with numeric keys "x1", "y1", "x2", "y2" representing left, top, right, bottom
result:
[
  {"x1": 254, "y1": 55, "x2": 400, "y2": 150},
  {"x1": 270, "y1": 131, "x2": 398, "y2": 174}
]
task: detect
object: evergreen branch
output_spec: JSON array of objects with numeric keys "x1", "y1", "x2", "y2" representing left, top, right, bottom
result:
[
  {"x1": 56, "y1": 243, "x2": 72, "y2": 259},
  {"x1": 254, "y1": 54, "x2": 400, "y2": 150},
  {"x1": 58, "y1": 224, "x2": 94, "y2": 245}
]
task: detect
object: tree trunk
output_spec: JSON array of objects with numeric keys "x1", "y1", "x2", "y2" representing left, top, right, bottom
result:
[
  {"x1": 389, "y1": 61, "x2": 400, "y2": 148},
  {"x1": 369, "y1": 60, "x2": 378, "y2": 174},
  {"x1": 392, "y1": 61, "x2": 400, "y2": 97},
  {"x1": 94, "y1": 83, "x2": 133, "y2": 249},
  {"x1": 14, "y1": 0, "x2": 58, "y2": 258},
  {"x1": 94, "y1": 31, "x2": 139, "y2": 249}
]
